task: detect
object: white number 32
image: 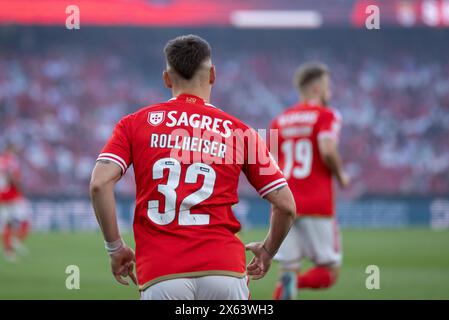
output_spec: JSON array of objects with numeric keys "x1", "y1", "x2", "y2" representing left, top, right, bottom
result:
[{"x1": 148, "y1": 158, "x2": 216, "y2": 226}]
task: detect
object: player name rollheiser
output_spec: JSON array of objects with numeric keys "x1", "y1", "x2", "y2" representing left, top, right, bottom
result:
[
  {"x1": 150, "y1": 111, "x2": 233, "y2": 159},
  {"x1": 150, "y1": 133, "x2": 227, "y2": 159}
]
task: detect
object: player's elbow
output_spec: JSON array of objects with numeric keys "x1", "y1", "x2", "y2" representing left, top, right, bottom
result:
[
  {"x1": 283, "y1": 201, "x2": 297, "y2": 221},
  {"x1": 89, "y1": 176, "x2": 107, "y2": 195},
  {"x1": 90, "y1": 163, "x2": 121, "y2": 196},
  {"x1": 266, "y1": 185, "x2": 297, "y2": 220},
  {"x1": 274, "y1": 188, "x2": 297, "y2": 220}
]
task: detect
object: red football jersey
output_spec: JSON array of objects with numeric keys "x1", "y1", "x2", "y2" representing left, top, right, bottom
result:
[
  {"x1": 0, "y1": 153, "x2": 22, "y2": 202},
  {"x1": 97, "y1": 94, "x2": 287, "y2": 290},
  {"x1": 270, "y1": 102, "x2": 342, "y2": 217}
]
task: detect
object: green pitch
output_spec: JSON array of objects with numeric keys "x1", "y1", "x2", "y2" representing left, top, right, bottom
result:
[{"x1": 0, "y1": 229, "x2": 448, "y2": 299}]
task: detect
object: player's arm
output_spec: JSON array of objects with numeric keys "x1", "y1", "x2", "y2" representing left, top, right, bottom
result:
[
  {"x1": 90, "y1": 115, "x2": 137, "y2": 286},
  {"x1": 263, "y1": 185, "x2": 296, "y2": 255},
  {"x1": 246, "y1": 185, "x2": 296, "y2": 279},
  {"x1": 90, "y1": 160, "x2": 122, "y2": 243},
  {"x1": 243, "y1": 128, "x2": 296, "y2": 280},
  {"x1": 318, "y1": 137, "x2": 349, "y2": 188},
  {"x1": 317, "y1": 111, "x2": 350, "y2": 188},
  {"x1": 90, "y1": 159, "x2": 137, "y2": 286}
]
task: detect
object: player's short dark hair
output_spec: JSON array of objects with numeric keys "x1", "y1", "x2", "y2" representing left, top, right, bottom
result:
[
  {"x1": 294, "y1": 62, "x2": 329, "y2": 92},
  {"x1": 164, "y1": 34, "x2": 212, "y2": 80}
]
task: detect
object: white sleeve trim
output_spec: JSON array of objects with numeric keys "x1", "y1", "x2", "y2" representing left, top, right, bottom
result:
[
  {"x1": 97, "y1": 153, "x2": 129, "y2": 174},
  {"x1": 96, "y1": 157, "x2": 126, "y2": 174},
  {"x1": 260, "y1": 181, "x2": 288, "y2": 198},
  {"x1": 98, "y1": 153, "x2": 128, "y2": 170},
  {"x1": 258, "y1": 178, "x2": 287, "y2": 194}
]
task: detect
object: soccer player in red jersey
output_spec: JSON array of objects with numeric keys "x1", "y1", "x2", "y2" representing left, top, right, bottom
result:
[
  {"x1": 90, "y1": 35, "x2": 296, "y2": 300},
  {"x1": 270, "y1": 63, "x2": 350, "y2": 299},
  {"x1": 0, "y1": 143, "x2": 31, "y2": 261}
]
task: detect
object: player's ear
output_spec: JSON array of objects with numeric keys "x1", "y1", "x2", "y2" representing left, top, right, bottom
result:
[
  {"x1": 163, "y1": 70, "x2": 173, "y2": 89},
  {"x1": 209, "y1": 65, "x2": 216, "y2": 85}
]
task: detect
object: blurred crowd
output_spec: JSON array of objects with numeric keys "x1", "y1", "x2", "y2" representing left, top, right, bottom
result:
[{"x1": 0, "y1": 30, "x2": 448, "y2": 197}]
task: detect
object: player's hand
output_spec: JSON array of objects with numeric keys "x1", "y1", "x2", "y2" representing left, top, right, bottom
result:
[
  {"x1": 245, "y1": 242, "x2": 273, "y2": 280},
  {"x1": 110, "y1": 245, "x2": 137, "y2": 286},
  {"x1": 338, "y1": 172, "x2": 351, "y2": 188}
]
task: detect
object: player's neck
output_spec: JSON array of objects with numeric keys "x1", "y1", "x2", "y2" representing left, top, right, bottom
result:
[
  {"x1": 300, "y1": 98, "x2": 323, "y2": 107},
  {"x1": 172, "y1": 87, "x2": 211, "y2": 103}
]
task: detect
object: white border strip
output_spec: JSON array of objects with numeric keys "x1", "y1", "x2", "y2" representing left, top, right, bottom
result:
[
  {"x1": 98, "y1": 153, "x2": 128, "y2": 170},
  {"x1": 260, "y1": 181, "x2": 288, "y2": 198},
  {"x1": 258, "y1": 178, "x2": 286, "y2": 194},
  {"x1": 97, "y1": 157, "x2": 126, "y2": 174}
]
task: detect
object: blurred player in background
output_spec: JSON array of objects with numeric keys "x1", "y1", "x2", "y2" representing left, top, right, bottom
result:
[
  {"x1": 90, "y1": 35, "x2": 296, "y2": 300},
  {"x1": 0, "y1": 143, "x2": 31, "y2": 261},
  {"x1": 270, "y1": 63, "x2": 350, "y2": 300},
  {"x1": 233, "y1": 199, "x2": 251, "y2": 232}
]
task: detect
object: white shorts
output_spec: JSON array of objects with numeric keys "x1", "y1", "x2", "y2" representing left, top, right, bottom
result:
[
  {"x1": 0, "y1": 199, "x2": 30, "y2": 225},
  {"x1": 141, "y1": 275, "x2": 250, "y2": 300},
  {"x1": 274, "y1": 217, "x2": 342, "y2": 270}
]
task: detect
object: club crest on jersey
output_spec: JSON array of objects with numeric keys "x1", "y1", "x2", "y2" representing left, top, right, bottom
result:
[{"x1": 148, "y1": 111, "x2": 165, "y2": 126}]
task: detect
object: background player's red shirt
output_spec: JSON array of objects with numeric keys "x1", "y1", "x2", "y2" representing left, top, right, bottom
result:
[
  {"x1": 270, "y1": 102, "x2": 342, "y2": 217},
  {"x1": 98, "y1": 94, "x2": 287, "y2": 290},
  {"x1": 0, "y1": 153, "x2": 22, "y2": 202}
]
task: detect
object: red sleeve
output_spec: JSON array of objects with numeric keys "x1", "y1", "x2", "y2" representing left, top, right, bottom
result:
[
  {"x1": 242, "y1": 128, "x2": 287, "y2": 198},
  {"x1": 317, "y1": 109, "x2": 342, "y2": 142},
  {"x1": 97, "y1": 115, "x2": 132, "y2": 174}
]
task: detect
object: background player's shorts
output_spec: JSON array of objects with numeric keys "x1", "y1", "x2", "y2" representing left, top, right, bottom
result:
[
  {"x1": 140, "y1": 275, "x2": 250, "y2": 300},
  {"x1": 274, "y1": 217, "x2": 342, "y2": 269},
  {"x1": 0, "y1": 198, "x2": 31, "y2": 226}
]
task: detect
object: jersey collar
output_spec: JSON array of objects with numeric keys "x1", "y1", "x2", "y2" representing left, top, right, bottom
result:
[{"x1": 169, "y1": 94, "x2": 217, "y2": 108}]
